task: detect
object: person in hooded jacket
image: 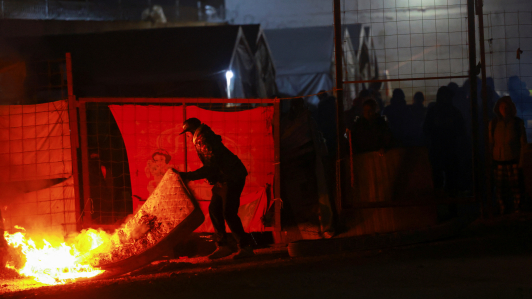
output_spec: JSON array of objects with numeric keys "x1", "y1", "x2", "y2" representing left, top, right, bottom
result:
[
  {"x1": 423, "y1": 86, "x2": 466, "y2": 194},
  {"x1": 489, "y1": 96, "x2": 527, "y2": 214},
  {"x1": 178, "y1": 118, "x2": 253, "y2": 259},
  {"x1": 382, "y1": 88, "x2": 417, "y2": 146}
]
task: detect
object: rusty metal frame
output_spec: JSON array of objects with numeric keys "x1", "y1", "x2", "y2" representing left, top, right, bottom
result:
[
  {"x1": 343, "y1": 75, "x2": 469, "y2": 85},
  {"x1": 79, "y1": 98, "x2": 277, "y2": 104},
  {"x1": 273, "y1": 99, "x2": 282, "y2": 242},
  {"x1": 183, "y1": 103, "x2": 187, "y2": 172},
  {"x1": 78, "y1": 101, "x2": 92, "y2": 228}
]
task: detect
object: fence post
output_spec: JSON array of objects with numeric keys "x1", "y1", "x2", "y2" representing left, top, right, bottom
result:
[
  {"x1": 273, "y1": 98, "x2": 282, "y2": 243},
  {"x1": 183, "y1": 102, "x2": 187, "y2": 172},
  {"x1": 66, "y1": 53, "x2": 83, "y2": 231},
  {"x1": 467, "y1": 0, "x2": 481, "y2": 207},
  {"x1": 79, "y1": 102, "x2": 92, "y2": 228},
  {"x1": 333, "y1": 0, "x2": 345, "y2": 217},
  {"x1": 476, "y1": 0, "x2": 491, "y2": 218}
]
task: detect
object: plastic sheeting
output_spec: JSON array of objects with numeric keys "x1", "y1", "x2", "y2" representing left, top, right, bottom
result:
[
  {"x1": 265, "y1": 26, "x2": 335, "y2": 105},
  {"x1": 110, "y1": 104, "x2": 274, "y2": 233}
]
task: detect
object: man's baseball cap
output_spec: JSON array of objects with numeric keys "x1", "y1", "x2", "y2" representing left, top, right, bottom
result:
[{"x1": 179, "y1": 118, "x2": 202, "y2": 135}]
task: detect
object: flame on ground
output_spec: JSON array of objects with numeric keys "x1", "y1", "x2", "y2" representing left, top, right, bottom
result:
[
  {"x1": 3, "y1": 214, "x2": 166, "y2": 286},
  {"x1": 3, "y1": 228, "x2": 113, "y2": 285}
]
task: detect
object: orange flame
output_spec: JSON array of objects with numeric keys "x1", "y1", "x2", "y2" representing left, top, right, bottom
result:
[{"x1": 4, "y1": 228, "x2": 111, "y2": 285}]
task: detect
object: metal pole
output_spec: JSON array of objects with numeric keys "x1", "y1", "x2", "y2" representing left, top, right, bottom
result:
[
  {"x1": 477, "y1": 0, "x2": 491, "y2": 217},
  {"x1": 467, "y1": 0, "x2": 481, "y2": 205},
  {"x1": 183, "y1": 102, "x2": 187, "y2": 172},
  {"x1": 273, "y1": 99, "x2": 282, "y2": 243},
  {"x1": 79, "y1": 102, "x2": 92, "y2": 228},
  {"x1": 343, "y1": 75, "x2": 469, "y2": 84},
  {"x1": 333, "y1": 0, "x2": 345, "y2": 215},
  {"x1": 66, "y1": 53, "x2": 82, "y2": 231}
]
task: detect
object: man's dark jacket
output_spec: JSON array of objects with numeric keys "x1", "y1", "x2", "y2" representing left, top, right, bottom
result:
[{"x1": 184, "y1": 124, "x2": 248, "y2": 184}]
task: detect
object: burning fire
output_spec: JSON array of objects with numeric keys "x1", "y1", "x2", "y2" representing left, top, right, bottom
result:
[
  {"x1": 3, "y1": 226, "x2": 111, "y2": 285},
  {"x1": 3, "y1": 213, "x2": 167, "y2": 285}
]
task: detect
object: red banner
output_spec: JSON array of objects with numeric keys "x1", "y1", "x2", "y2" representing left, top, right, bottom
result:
[{"x1": 110, "y1": 104, "x2": 274, "y2": 232}]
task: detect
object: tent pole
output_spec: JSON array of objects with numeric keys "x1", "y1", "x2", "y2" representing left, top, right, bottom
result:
[{"x1": 333, "y1": 0, "x2": 345, "y2": 216}]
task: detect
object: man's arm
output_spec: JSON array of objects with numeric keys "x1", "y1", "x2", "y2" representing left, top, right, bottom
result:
[
  {"x1": 180, "y1": 133, "x2": 216, "y2": 181},
  {"x1": 181, "y1": 166, "x2": 211, "y2": 181}
]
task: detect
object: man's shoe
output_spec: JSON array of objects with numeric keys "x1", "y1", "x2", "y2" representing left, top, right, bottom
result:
[
  {"x1": 232, "y1": 245, "x2": 255, "y2": 260},
  {"x1": 208, "y1": 246, "x2": 233, "y2": 260}
]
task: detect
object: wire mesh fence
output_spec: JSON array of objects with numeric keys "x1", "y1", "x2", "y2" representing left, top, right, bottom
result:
[
  {"x1": 341, "y1": 0, "x2": 470, "y2": 107},
  {"x1": 0, "y1": 100, "x2": 76, "y2": 234},
  {"x1": 79, "y1": 99, "x2": 275, "y2": 231},
  {"x1": 0, "y1": 57, "x2": 73, "y2": 234},
  {"x1": 485, "y1": 11, "x2": 532, "y2": 140},
  {"x1": 83, "y1": 102, "x2": 132, "y2": 225}
]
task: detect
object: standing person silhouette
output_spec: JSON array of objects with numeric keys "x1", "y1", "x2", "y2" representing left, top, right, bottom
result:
[
  {"x1": 489, "y1": 96, "x2": 527, "y2": 214},
  {"x1": 178, "y1": 118, "x2": 253, "y2": 259},
  {"x1": 423, "y1": 86, "x2": 466, "y2": 195}
]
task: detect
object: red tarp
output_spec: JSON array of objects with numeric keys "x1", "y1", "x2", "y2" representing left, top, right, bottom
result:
[{"x1": 110, "y1": 104, "x2": 274, "y2": 232}]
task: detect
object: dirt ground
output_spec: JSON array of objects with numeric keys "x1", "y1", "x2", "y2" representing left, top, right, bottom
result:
[{"x1": 2, "y1": 213, "x2": 532, "y2": 299}]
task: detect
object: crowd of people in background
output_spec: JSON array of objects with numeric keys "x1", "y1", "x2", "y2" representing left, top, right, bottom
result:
[{"x1": 312, "y1": 76, "x2": 530, "y2": 214}]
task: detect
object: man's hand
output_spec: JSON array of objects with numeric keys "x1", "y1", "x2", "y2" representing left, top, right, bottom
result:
[{"x1": 178, "y1": 172, "x2": 188, "y2": 181}]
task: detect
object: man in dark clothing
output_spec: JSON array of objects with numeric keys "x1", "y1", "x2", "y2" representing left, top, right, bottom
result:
[
  {"x1": 423, "y1": 86, "x2": 466, "y2": 194},
  {"x1": 350, "y1": 99, "x2": 392, "y2": 154},
  {"x1": 410, "y1": 92, "x2": 427, "y2": 123},
  {"x1": 409, "y1": 91, "x2": 428, "y2": 146},
  {"x1": 382, "y1": 88, "x2": 417, "y2": 146},
  {"x1": 345, "y1": 89, "x2": 372, "y2": 129},
  {"x1": 179, "y1": 118, "x2": 253, "y2": 260}
]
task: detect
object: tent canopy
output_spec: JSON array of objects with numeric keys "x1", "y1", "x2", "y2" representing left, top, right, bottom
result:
[
  {"x1": 241, "y1": 24, "x2": 262, "y2": 54},
  {"x1": 264, "y1": 25, "x2": 368, "y2": 107},
  {"x1": 344, "y1": 23, "x2": 363, "y2": 55},
  {"x1": 241, "y1": 24, "x2": 278, "y2": 98},
  {"x1": 265, "y1": 26, "x2": 334, "y2": 77}
]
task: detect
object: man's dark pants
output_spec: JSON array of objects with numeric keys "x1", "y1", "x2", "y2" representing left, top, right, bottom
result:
[{"x1": 209, "y1": 177, "x2": 250, "y2": 247}]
